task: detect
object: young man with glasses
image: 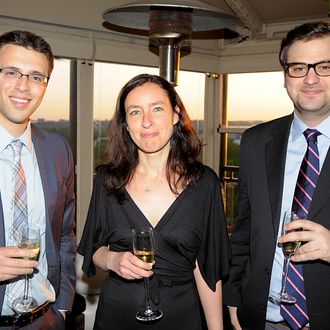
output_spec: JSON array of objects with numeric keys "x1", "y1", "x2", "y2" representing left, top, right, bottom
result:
[
  {"x1": 0, "y1": 30, "x2": 76, "y2": 329},
  {"x1": 223, "y1": 21, "x2": 330, "y2": 330}
]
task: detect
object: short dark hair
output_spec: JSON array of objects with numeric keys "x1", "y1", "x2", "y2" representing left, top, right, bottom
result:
[
  {"x1": 0, "y1": 30, "x2": 54, "y2": 74},
  {"x1": 101, "y1": 73, "x2": 203, "y2": 202},
  {"x1": 279, "y1": 21, "x2": 330, "y2": 67}
]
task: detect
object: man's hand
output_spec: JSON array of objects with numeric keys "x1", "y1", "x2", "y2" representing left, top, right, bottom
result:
[
  {"x1": 0, "y1": 246, "x2": 38, "y2": 281},
  {"x1": 279, "y1": 220, "x2": 330, "y2": 263}
]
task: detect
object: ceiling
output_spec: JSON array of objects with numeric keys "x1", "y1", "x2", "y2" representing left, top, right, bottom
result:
[
  {"x1": 208, "y1": 0, "x2": 329, "y2": 40},
  {"x1": 0, "y1": 0, "x2": 328, "y2": 39},
  {"x1": 223, "y1": 0, "x2": 327, "y2": 24},
  {"x1": 0, "y1": 0, "x2": 328, "y2": 55}
]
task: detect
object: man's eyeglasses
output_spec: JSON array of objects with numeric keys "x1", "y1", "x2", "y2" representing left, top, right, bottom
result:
[
  {"x1": 0, "y1": 68, "x2": 49, "y2": 86},
  {"x1": 284, "y1": 61, "x2": 330, "y2": 78}
]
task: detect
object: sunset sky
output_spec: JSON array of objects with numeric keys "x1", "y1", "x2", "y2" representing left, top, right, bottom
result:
[
  {"x1": 227, "y1": 71, "x2": 293, "y2": 122},
  {"x1": 32, "y1": 59, "x2": 293, "y2": 123}
]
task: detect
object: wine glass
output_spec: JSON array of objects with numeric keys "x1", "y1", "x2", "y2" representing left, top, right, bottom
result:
[
  {"x1": 132, "y1": 227, "x2": 163, "y2": 322},
  {"x1": 269, "y1": 211, "x2": 304, "y2": 305},
  {"x1": 12, "y1": 227, "x2": 40, "y2": 314}
]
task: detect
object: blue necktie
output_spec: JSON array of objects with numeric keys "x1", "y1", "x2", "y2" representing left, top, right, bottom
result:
[{"x1": 280, "y1": 129, "x2": 320, "y2": 329}]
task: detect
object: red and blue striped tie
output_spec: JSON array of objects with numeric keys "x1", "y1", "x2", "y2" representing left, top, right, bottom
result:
[{"x1": 280, "y1": 128, "x2": 320, "y2": 329}]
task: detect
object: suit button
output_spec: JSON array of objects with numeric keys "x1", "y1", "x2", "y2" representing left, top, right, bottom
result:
[{"x1": 264, "y1": 268, "x2": 270, "y2": 275}]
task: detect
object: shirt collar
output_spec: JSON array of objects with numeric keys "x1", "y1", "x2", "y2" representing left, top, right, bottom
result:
[
  {"x1": 291, "y1": 114, "x2": 306, "y2": 142},
  {"x1": 0, "y1": 121, "x2": 33, "y2": 153},
  {"x1": 291, "y1": 112, "x2": 330, "y2": 141}
]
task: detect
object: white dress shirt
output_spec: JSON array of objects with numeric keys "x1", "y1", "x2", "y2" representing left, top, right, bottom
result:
[{"x1": 0, "y1": 122, "x2": 55, "y2": 315}]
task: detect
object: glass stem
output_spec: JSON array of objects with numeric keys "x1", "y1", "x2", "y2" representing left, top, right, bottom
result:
[
  {"x1": 144, "y1": 277, "x2": 153, "y2": 315},
  {"x1": 281, "y1": 256, "x2": 291, "y2": 295},
  {"x1": 23, "y1": 274, "x2": 29, "y2": 300}
]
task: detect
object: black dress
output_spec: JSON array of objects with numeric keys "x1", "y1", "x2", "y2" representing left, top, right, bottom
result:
[{"x1": 78, "y1": 166, "x2": 230, "y2": 330}]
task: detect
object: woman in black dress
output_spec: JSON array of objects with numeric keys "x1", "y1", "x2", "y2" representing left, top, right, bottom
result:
[{"x1": 78, "y1": 74, "x2": 230, "y2": 330}]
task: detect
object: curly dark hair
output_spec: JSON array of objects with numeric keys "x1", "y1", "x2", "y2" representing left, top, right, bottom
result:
[
  {"x1": 0, "y1": 30, "x2": 54, "y2": 75},
  {"x1": 100, "y1": 73, "x2": 204, "y2": 202},
  {"x1": 279, "y1": 21, "x2": 330, "y2": 67}
]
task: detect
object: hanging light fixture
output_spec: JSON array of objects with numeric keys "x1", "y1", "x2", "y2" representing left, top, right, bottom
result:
[{"x1": 103, "y1": 0, "x2": 242, "y2": 85}]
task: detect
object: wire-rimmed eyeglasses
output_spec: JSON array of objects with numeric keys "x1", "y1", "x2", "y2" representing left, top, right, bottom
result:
[
  {"x1": 0, "y1": 67, "x2": 49, "y2": 85},
  {"x1": 284, "y1": 61, "x2": 330, "y2": 78}
]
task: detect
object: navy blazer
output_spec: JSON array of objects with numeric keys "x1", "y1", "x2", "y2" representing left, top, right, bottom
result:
[
  {"x1": 0, "y1": 126, "x2": 76, "y2": 313},
  {"x1": 223, "y1": 114, "x2": 330, "y2": 329}
]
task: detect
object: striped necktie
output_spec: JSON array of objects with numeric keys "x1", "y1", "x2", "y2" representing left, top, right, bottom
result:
[
  {"x1": 7, "y1": 140, "x2": 29, "y2": 305},
  {"x1": 280, "y1": 129, "x2": 320, "y2": 329}
]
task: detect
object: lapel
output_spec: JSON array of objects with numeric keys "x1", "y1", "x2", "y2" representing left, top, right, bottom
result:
[
  {"x1": 31, "y1": 127, "x2": 53, "y2": 234},
  {"x1": 265, "y1": 114, "x2": 293, "y2": 238},
  {"x1": 309, "y1": 147, "x2": 330, "y2": 223}
]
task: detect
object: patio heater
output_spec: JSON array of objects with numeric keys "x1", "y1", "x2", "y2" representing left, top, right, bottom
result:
[{"x1": 103, "y1": 0, "x2": 241, "y2": 85}]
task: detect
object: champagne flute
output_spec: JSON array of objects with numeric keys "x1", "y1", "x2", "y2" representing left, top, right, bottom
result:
[
  {"x1": 132, "y1": 227, "x2": 163, "y2": 322},
  {"x1": 269, "y1": 211, "x2": 304, "y2": 305},
  {"x1": 12, "y1": 227, "x2": 40, "y2": 314}
]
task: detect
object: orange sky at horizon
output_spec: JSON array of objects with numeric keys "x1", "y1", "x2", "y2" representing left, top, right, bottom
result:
[
  {"x1": 32, "y1": 59, "x2": 294, "y2": 124},
  {"x1": 227, "y1": 71, "x2": 293, "y2": 122}
]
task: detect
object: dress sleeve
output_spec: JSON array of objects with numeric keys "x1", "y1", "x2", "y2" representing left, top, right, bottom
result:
[
  {"x1": 197, "y1": 167, "x2": 231, "y2": 291},
  {"x1": 77, "y1": 170, "x2": 109, "y2": 277}
]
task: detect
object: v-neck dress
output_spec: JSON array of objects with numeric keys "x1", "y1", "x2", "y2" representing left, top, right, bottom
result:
[{"x1": 78, "y1": 165, "x2": 230, "y2": 330}]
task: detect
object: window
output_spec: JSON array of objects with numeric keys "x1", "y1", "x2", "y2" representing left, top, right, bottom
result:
[
  {"x1": 227, "y1": 71, "x2": 292, "y2": 122},
  {"x1": 31, "y1": 58, "x2": 71, "y2": 141},
  {"x1": 223, "y1": 71, "x2": 292, "y2": 232}
]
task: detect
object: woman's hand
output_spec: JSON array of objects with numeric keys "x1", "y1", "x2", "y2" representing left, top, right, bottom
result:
[
  {"x1": 228, "y1": 306, "x2": 242, "y2": 330},
  {"x1": 93, "y1": 246, "x2": 153, "y2": 280},
  {"x1": 108, "y1": 251, "x2": 153, "y2": 279}
]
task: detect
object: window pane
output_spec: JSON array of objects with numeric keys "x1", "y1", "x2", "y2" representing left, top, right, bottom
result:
[
  {"x1": 175, "y1": 71, "x2": 205, "y2": 136},
  {"x1": 227, "y1": 72, "x2": 292, "y2": 126},
  {"x1": 31, "y1": 59, "x2": 70, "y2": 141},
  {"x1": 224, "y1": 71, "x2": 293, "y2": 233}
]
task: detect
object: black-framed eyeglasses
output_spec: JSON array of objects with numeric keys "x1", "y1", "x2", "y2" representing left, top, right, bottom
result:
[
  {"x1": 284, "y1": 61, "x2": 330, "y2": 78},
  {"x1": 0, "y1": 68, "x2": 49, "y2": 85}
]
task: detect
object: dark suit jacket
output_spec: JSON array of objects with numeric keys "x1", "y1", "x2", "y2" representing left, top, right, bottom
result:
[
  {"x1": 223, "y1": 114, "x2": 330, "y2": 330},
  {"x1": 0, "y1": 126, "x2": 76, "y2": 313}
]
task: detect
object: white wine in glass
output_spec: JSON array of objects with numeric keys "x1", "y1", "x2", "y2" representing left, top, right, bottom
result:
[
  {"x1": 132, "y1": 227, "x2": 163, "y2": 322},
  {"x1": 12, "y1": 227, "x2": 40, "y2": 314},
  {"x1": 18, "y1": 240, "x2": 40, "y2": 261},
  {"x1": 134, "y1": 250, "x2": 155, "y2": 266}
]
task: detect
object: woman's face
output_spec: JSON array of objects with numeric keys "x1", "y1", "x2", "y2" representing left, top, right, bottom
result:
[{"x1": 125, "y1": 82, "x2": 179, "y2": 154}]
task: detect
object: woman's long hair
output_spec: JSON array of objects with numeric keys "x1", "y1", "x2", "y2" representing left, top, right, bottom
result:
[{"x1": 100, "y1": 73, "x2": 203, "y2": 202}]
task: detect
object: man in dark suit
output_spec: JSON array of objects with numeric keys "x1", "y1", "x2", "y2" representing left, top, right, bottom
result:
[
  {"x1": 0, "y1": 30, "x2": 76, "y2": 329},
  {"x1": 223, "y1": 21, "x2": 330, "y2": 330}
]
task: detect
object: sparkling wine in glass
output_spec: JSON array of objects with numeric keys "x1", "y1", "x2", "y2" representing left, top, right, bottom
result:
[
  {"x1": 12, "y1": 227, "x2": 40, "y2": 314},
  {"x1": 269, "y1": 211, "x2": 304, "y2": 305},
  {"x1": 132, "y1": 227, "x2": 163, "y2": 322}
]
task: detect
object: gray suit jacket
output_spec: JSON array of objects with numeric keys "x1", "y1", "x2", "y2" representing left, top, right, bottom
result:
[
  {"x1": 223, "y1": 114, "x2": 330, "y2": 329},
  {"x1": 0, "y1": 126, "x2": 76, "y2": 313}
]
